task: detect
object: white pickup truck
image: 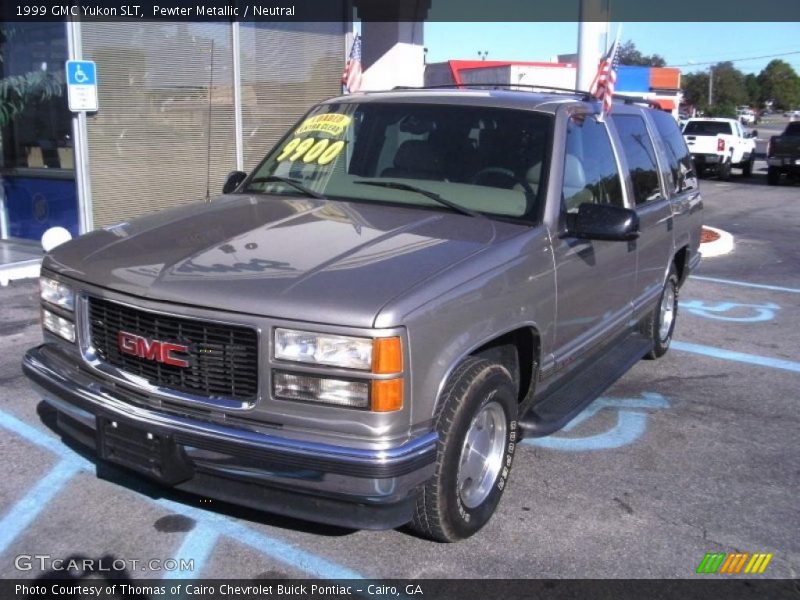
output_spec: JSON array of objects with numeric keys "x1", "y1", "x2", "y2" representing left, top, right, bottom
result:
[{"x1": 682, "y1": 117, "x2": 757, "y2": 179}]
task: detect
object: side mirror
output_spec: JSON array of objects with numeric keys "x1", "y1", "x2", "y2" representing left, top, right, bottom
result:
[
  {"x1": 222, "y1": 170, "x2": 247, "y2": 194},
  {"x1": 567, "y1": 203, "x2": 640, "y2": 242},
  {"x1": 750, "y1": 130, "x2": 758, "y2": 138}
]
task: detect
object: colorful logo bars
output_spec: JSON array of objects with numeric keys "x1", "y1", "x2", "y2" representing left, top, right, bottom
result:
[{"x1": 696, "y1": 552, "x2": 773, "y2": 574}]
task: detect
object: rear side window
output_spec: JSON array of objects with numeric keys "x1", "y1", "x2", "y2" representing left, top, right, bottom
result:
[
  {"x1": 651, "y1": 110, "x2": 698, "y2": 195},
  {"x1": 562, "y1": 114, "x2": 624, "y2": 213},
  {"x1": 684, "y1": 121, "x2": 732, "y2": 136},
  {"x1": 611, "y1": 114, "x2": 662, "y2": 205}
]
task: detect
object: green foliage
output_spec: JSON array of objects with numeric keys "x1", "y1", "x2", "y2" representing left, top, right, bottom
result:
[
  {"x1": 706, "y1": 102, "x2": 737, "y2": 119},
  {"x1": 617, "y1": 40, "x2": 667, "y2": 68},
  {"x1": 0, "y1": 24, "x2": 65, "y2": 128},
  {"x1": 681, "y1": 62, "x2": 748, "y2": 111},
  {"x1": 0, "y1": 70, "x2": 65, "y2": 127},
  {"x1": 757, "y1": 59, "x2": 800, "y2": 111}
]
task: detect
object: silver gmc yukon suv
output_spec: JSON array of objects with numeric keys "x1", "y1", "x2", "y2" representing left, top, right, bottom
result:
[{"x1": 24, "y1": 88, "x2": 702, "y2": 542}]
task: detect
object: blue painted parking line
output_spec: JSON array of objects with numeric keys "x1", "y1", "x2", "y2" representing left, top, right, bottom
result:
[
  {"x1": 0, "y1": 461, "x2": 81, "y2": 555},
  {"x1": 0, "y1": 409, "x2": 365, "y2": 579},
  {"x1": 690, "y1": 275, "x2": 800, "y2": 294},
  {"x1": 169, "y1": 524, "x2": 219, "y2": 579},
  {"x1": 672, "y1": 341, "x2": 800, "y2": 373}
]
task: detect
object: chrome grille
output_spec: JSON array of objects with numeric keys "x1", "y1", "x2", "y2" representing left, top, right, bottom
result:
[{"x1": 87, "y1": 297, "x2": 258, "y2": 401}]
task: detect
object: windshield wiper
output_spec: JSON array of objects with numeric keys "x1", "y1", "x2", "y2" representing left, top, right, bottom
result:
[
  {"x1": 246, "y1": 176, "x2": 327, "y2": 199},
  {"x1": 353, "y1": 180, "x2": 484, "y2": 219}
]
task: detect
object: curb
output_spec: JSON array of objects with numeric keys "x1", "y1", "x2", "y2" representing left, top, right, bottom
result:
[{"x1": 699, "y1": 226, "x2": 734, "y2": 258}]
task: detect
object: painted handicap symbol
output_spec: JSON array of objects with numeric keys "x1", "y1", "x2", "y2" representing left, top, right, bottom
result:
[
  {"x1": 680, "y1": 300, "x2": 779, "y2": 323},
  {"x1": 524, "y1": 392, "x2": 668, "y2": 452}
]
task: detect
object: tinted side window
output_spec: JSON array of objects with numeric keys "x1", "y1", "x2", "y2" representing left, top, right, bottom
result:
[
  {"x1": 562, "y1": 115, "x2": 624, "y2": 213},
  {"x1": 651, "y1": 110, "x2": 698, "y2": 195},
  {"x1": 611, "y1": 114, "x2": 662, "y2": 205}
]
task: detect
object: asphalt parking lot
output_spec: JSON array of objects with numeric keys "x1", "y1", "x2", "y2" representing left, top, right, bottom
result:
[{"x1": 0, "y1": 164, "x2": 798, "y2": 582}]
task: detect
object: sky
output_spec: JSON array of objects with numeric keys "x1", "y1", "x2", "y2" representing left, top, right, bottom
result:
[{"x1": 421, "y1": 22, "x2": 800, "y2": 75}]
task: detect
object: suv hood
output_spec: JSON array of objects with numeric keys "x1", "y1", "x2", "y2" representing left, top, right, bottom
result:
[{"x1": 46, "y1": 194, "x2": 525, "y2": 327}]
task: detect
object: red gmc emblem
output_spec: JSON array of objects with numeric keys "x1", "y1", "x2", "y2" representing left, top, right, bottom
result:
[{"x1": 117, "y1": 331, "x2": 190, "y2": 368}]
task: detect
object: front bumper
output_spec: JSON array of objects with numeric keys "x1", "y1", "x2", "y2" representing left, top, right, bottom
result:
[{"x1": 22, "y1": 344, "x2": 437, "y2": 530}]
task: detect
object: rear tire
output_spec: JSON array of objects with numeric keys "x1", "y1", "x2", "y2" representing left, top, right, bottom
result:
[
  {"x1": 410, "y1": 357, "x2": 518, "y2": 542},
  {"x1": 642, "y1": 264, "x2": 679, "y2": 360},
  {"x1": 742, "y1": 157, "x2": 754, "y2": 177},
  {"x1": 767, "y1": 167, "x2": 780, "y2": 186},
  {"x1": 718, "y1": 159, "x2": 732, "y2": 181}
]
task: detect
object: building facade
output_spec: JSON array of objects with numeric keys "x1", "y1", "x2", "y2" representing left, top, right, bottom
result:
[{"x1": 0, "y1": 20, "x2": 348, "y2": 248}]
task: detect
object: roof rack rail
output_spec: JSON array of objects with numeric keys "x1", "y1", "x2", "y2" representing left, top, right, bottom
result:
[
  {"x1": 392, "y1": 83, "x2": 594, "y2": 102},
  {"x1": 612, "y1": 93, "x2": 660, "y2": 107}
]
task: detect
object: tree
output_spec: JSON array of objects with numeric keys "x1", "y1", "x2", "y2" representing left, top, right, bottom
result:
[
  {"x1": 743, "y1": 73, "x2": 760, "y2": 108},
  {"x1": 682, "y1": 71, "x2": 709, "y2": 107},
  {"x1": 681, "y1": 62, "x2": 747, "y2": 115},
  {"x1": 617, "y1": 40, "x2": 667, "y2": 68},
  {"x1": 757, "y1": 59, "x2": 800, "y2": 111}
]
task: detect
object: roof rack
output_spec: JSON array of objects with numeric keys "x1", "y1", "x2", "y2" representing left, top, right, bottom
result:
[
  {"x1": 612, "y1": 93, "x2": 660, "y2": 107},
  {"x1": 392, "y1": 83, "x2": 594, "y2": 102}
]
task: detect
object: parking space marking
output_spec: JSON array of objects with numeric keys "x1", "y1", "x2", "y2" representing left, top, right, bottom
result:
[
  {"x1": 672, "y1": 341, "x2": 800, "y2": 373},
  {"x1": 524, "y1": 393, "x2": 668, "y2": 452},
  {"x1": 0, "y1": 409, "x2": 365, "y2": 580},
  {"x1": 169, "y1": 524, "x2": 219, "y2": 579},
  {"x1": 0, "y1": 461, "x2": 81, "y2": 555},
  {"x1": 690, "y1": 275, "x2": 800, "y2": 294},
  {"x1": 680, "y1": 300, "x2": 780, "y2": 322}
]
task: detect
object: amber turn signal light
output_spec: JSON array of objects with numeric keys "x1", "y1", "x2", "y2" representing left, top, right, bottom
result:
[
  {"x1": 372, "y1": 336, "x2": 403, "y2": 374},
  {"x1": 371, "y1": 378, "x2": 403, "y2": 412}
]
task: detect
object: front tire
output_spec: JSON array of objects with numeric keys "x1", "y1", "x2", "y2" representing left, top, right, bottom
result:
[
  {"x1": 767, "y1": 167, "x2": 780, "y2": 186},
  {"x1": 410, "y1": 357, "x2": 518, "y2": 542},
  {"x1": 642, "y1": 264, "x2": 679, "y2": 359}
]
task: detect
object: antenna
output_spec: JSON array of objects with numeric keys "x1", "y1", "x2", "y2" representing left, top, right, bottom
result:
[{"x1": 205, "y1": 39, "x2": 215, "y2": 203}]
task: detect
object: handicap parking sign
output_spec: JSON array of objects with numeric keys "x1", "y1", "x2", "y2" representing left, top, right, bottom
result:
[{"x1": 65, "y1": 60, "x2": 98, "y2": 112}]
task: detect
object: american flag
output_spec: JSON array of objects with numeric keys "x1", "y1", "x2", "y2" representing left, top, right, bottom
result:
[
  {"x1": 342, "y1": 35, "x2": 362, "y2": 94},
  {"x1": 589, "y1": 34, "x2": 621, "y2": 118}
]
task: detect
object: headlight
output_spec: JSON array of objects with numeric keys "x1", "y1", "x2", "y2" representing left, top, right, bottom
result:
[
  {"x1": 42, "y1": 308, "x2": 76, "y2": 343},
  {"x1": 40, "y1": 276, "x2": 74, "y2": 311},
  {"x1": 274, "y1": 328, "x2": 374, "y2": 370}
]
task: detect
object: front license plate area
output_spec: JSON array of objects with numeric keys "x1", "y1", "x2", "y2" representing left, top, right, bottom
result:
[{"x1": 97, "y1": 417, "x2": 193, "y2": 485}]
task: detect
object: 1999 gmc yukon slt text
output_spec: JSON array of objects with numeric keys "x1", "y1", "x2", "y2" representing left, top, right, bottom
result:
[{"x1": 23, "y1": 89, "x2": 702, "y2": 542}]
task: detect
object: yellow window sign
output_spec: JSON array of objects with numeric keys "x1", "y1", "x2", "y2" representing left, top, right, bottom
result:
[
  {"x1": 295, "y1": 113, "x2": 352, "y2": 137},
  {"x1": 276, "y1": 138, "x2": 346, "y2": 166}
]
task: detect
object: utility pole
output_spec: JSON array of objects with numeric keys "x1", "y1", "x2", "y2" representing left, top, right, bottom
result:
[{"x1": 708, "y1": 66, "x2": 714, "y2": 107}]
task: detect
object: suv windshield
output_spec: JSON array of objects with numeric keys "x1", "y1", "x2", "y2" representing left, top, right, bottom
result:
[
  {"x1": 244, "y1": 102, "x2": 553, "y2": 221},
  {"x1": 684, "y1": 121, "x2": 732, "y2": 136}
]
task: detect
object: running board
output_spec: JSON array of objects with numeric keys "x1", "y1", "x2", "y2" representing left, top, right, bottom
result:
[{"x1": 520, "y1": 332, "x2": 653, "y2": 438}]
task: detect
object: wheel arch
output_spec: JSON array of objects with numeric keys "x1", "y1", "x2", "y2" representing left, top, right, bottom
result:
[{"x1": 433, "y1": 325, "x2": 541, "y2": 417}]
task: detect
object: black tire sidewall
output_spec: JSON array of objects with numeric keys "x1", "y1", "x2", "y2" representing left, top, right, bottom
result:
[{"x1": 438, "y1": 365, "x2": 518, "y2": 540}]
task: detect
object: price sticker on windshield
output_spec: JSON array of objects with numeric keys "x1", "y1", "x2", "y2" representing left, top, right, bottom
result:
[
  {"x1": 276, "y1": 138, "x2": 346, "y2": 165},
  {"x1": 295, "y1": 113, "x2": 352, "y2": 137}
]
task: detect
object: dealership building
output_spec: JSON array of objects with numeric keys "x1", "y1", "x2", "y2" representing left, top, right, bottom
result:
[{"x1": 0, "y1": 18, "x2": 353, "y2": 280}]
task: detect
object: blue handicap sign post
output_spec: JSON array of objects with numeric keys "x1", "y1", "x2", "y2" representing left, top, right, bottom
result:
[{"x1": 65, "y1": 60, "x2": 98, "y2": 112}]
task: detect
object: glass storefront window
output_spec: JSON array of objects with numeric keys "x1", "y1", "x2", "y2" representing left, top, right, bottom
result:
[{"x1": 1, "y1": 22, "x2": 78, "y2": 242}]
